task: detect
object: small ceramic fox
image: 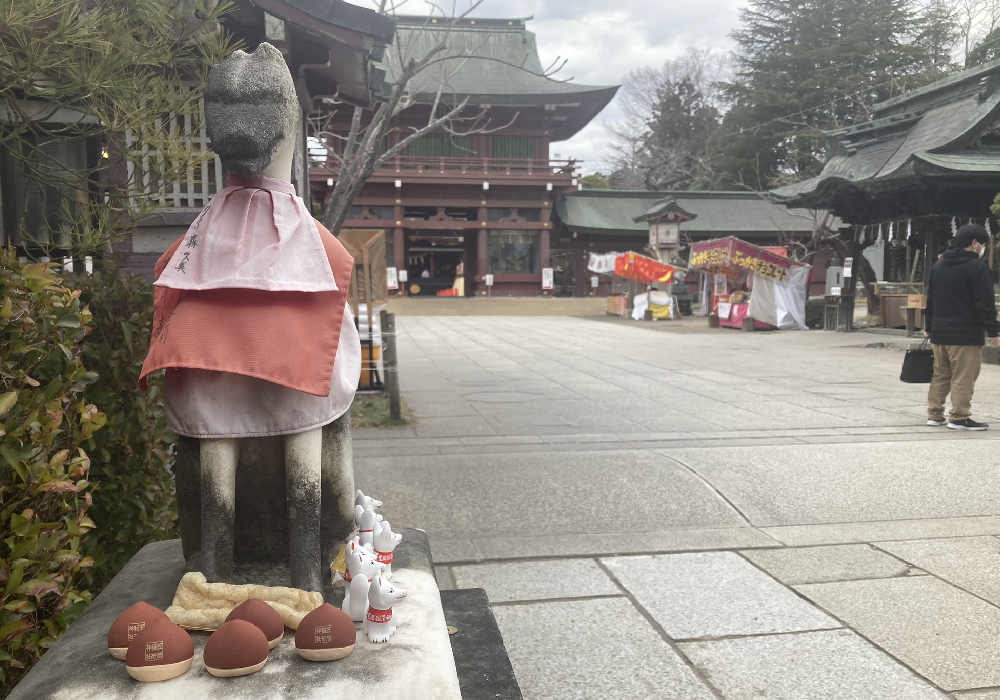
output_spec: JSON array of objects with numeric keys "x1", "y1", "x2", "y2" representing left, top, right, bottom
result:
[
  {"x1": 356, "y1": 505, "x2": 379, "y2": 549},
  {"x1": 341, "y1": 539, "x2": 385, "y2": 622},
  {"x1": 355, "y1": 489, "x2": 382, "y2": 511},
  {"x1": 372, "y1": 520, "x2": 402, "y2": 579},
  {"x1": 364, "y1": 575, "x2": 407, "y2": 643}
]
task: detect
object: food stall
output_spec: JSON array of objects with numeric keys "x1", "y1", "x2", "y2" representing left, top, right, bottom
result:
[
  {"x1": 689, "y1": 237, "x2": 811, "y2": 330},
  {"x1": 608, "y1": 252, "x2": 680, "y2": 320}
]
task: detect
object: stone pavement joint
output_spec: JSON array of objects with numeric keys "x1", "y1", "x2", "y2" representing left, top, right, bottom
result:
[
  {"x1": 593, "y1": 558, "x2": 729, "y2": 700},
  {"x1": 354, "y1": 316, "x2": 1000, "y2": 699}
]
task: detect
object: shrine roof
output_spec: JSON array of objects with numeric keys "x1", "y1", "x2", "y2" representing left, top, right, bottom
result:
[
  {"x1": 234, "y1": 0, "x2": 396, "y2": 107},
  {"x1": 872, "y1": 58, "x2": 1000, "y2": 116},
  {"x1": 556, "y1": 190, "x2": 827, "y2": 237},
  {"x1": 277, "y1": 0, "x2": 396, "y2": 41},
  {"x1": 634, "y1": 198, "x2": 698, "y2": 223},
  {"x1": 771, "y1": 60, "x2": 1000, "y2": 211},
  {"x1": 379, "y1": 16, "x2": 618, "y2": 140}
]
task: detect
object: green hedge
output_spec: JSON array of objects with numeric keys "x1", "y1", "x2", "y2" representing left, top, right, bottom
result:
[
  {"x1": 72, "y1": 272, "x2": 177, "y2": 589},
  {"x1": 0, "y1": 251, "x2": 106, "y2": 691},
  {"x1": 0, "y1": 253, "x2": 176, "y2": 694}
]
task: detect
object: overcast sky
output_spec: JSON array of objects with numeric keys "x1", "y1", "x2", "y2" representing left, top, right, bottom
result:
[
  {"x1": 488, "y1": 0, "x2": 748, "y2": 172},
  {"x1": 348, "y1": 0, "x2": 748, "y2": 172}
]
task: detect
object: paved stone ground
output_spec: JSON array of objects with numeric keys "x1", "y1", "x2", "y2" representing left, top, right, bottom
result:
[{"x1": 354, "y1": 315, "x2": 1000, "y2": 700}]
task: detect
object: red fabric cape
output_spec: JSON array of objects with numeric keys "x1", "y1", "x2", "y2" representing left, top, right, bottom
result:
[{"x1": 139, "y1": 221, "x2": 354, "y2": 397}]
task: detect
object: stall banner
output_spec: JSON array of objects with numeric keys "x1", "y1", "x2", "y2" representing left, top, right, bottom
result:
[
  {"x1": 387, "y1": 267, "x2": 398, "y2": 290},
  {"x1": 689, "y1": 239, "x2": 731, "y2": 269},
  {"x1": 690, "y1": 238, "x2": 796, "y2": 284},
  {"x1": 614, "y1": 252, "x2": 676, "y2": 284}
]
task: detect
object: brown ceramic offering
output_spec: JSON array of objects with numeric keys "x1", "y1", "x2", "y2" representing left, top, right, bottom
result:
[
  {"x1": 295, "y1": 603, "x2": 356, "y2": 661},
  {"x1": 225, "y1": 598, "x2": 284, "y2": 649},
  {"x1": 108, "y1": 601, "x2": 169, "y2": 660},
  {"x1": 203, "y1": 619, "x2": 269, "y2": 677},
  {"x1": 124, "y1": 618, "x2": 194, "y2": 682}
]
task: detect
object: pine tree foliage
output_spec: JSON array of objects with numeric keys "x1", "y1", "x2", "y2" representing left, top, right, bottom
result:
[
  {"x1": 0, "y1": 0, "x2": 234, "y2": 258},
  {"x1": 915, "y1": 0, "x2": 963, "y2": 74},
  {"x1": 707, "y1": 0, "x2": 946, "y2": 190}
]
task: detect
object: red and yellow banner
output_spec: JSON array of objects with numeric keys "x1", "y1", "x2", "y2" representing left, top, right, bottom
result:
[
  {"x1": 614, "y1": 252, "x2": 676, "y2": 284},
  {"x1": 689, "y1": 238, "x2": 803, "y2": 283}
]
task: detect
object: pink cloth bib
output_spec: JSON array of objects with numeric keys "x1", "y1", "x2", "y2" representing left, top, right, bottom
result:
[{"x1": 155, "y1": 175, "x2": 338, "y2": 293}]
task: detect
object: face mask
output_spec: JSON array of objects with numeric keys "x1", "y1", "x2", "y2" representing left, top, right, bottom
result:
[{"x1": 979, "y1": 243, "x2": 987, "y2": 258}]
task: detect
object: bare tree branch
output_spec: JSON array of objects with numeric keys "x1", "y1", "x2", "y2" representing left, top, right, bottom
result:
[{"x1": 378, "y1": 99, "x2": 468, "y2": 162}]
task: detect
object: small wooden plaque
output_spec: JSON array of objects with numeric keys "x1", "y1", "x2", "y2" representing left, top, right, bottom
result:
[{"x1": 907, "y1": 294, "x2": 926, "y2": 308}]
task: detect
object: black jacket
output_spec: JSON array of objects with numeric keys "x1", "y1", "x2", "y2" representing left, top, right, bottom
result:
[{"x1": 925, "y1": 249, "x2": 1000, "y2": 346}]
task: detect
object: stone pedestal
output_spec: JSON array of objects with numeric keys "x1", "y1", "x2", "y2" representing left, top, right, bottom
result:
[
  {"x1": 174, "y1": 412, "x2": 354, "y2": 581},
  {"x1": 9, "y1": 530, "x2": 462, "y2": 700},
  {"x1": 442, "y1": 589, "x2": 523, "y2": 700}
]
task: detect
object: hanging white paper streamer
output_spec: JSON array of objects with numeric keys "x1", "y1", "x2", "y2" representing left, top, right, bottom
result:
[
  {"x1": 888, "y1": 222, "x2": 894, "y2": 241},
  {"x1": 907, "y1": 220, "x2": 913, "y2": 240},
  {"x1": 987, "y1": 219, "x2": 992, "y2": 237},
  {"x1": 951, "y1": 217, "x2": 958, "y2": 236}
]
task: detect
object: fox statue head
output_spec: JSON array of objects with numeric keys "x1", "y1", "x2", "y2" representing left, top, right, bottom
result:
[{"x1": 367, "y1": 575, "x2": 406, "y2": 610}]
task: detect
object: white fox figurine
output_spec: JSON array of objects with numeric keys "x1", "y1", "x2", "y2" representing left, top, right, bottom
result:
[
  {"x1": 355, "y1": 489, "x2": 382, "y2": 511},
  {"x1": 365, "y1": 575, "x2": 407, "y2": 643},
  {"x1": 341, "y1": 540, "x2": 386, "y2": 622},
  {"x1": 352, "y1": 503, "x2": 382, "y2": 539},
  {"x1": 356, "y1": 505, "x2": 379, "y2": 549},
  {"x1": 372, "y1": 520, "x2": 402, "y2": 579}
]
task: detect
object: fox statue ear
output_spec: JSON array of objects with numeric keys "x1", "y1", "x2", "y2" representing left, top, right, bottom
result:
[
  {"x1": 373, "y1": 520, "x2": 383, "y2": 537},
  {"x1": 354, "y1": 504, "x2": 364, "y2": 521}
]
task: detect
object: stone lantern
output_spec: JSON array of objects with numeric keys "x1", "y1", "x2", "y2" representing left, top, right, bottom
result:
[{"x1": 633, "y1": 198, "x2": 697, "y2": 260}]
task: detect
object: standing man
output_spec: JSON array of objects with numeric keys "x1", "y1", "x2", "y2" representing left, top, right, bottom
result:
[{"x1": 925, "y1": 224, "x2": 1000, "y2": 430}]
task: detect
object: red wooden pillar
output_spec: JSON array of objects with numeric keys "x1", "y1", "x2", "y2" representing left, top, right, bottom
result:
[
  {"x1": 478, "y1": 228, "x2": 489, "y2": 296},
  {"x1": 540, "y1": 228, "x2": 551, "y2": 268},
  {"x1": 394, "y1": 201, "x2": 405, "y2": 296},
  {"x1": 477, "y1": 202, "x2": 489, "y2": 295},
  {"x1": 393, "y1": 227, "x2": 405, "y2": 296},
  {"x1": 540, "y1": 228, "x2": 551, "y2": 297}
]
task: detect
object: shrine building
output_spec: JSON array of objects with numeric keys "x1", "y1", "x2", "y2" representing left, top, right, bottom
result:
[
  {"x1": 309, "y1": 16, "x2": 619, "y2": 297},
  {"x1": 770, "y1": 57, "x2": 1000, "y2": 289}
]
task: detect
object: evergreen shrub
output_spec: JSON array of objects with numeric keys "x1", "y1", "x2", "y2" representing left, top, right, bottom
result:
[
  {"x1": 72, "y1": 272, "x2": 176, "y2": 589},
  {"x1": 0, "y1": 250, "x2": 105, "y2": 692},
  {"x1": 0, "y1": 254, "x2": 176, "y2": 694}
]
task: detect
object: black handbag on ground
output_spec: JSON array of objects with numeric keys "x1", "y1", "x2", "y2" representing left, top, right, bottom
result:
[{"x1": 900, "y1": 338, "x2": 934, "y2": 383}]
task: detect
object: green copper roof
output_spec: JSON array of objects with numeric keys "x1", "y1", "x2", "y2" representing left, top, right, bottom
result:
[
  {"x1": 914, "y1": 152, "x2": 1000, "y2": 171},
  {"x1": 771, "y1": 78, "x2": 1000, "y2": 209},
  {"x1": 873, "y1": 58, "x2": 1000, "y2": 117},
  {"x1": 556, "y1": 190, "x2": 826, "y2": 237},
  {"x1": 378, "y1": 17, "x2": 618, "y2": 140}
]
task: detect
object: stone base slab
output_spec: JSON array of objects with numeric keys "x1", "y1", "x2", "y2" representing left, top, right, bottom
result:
[{"x1": 10, "y1": 532, "x2": 461, "y2": 700}]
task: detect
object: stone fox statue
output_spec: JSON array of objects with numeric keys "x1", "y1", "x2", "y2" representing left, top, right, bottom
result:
[{"x1": 140, "y1": 43, "x2": 360, "y2": 592}]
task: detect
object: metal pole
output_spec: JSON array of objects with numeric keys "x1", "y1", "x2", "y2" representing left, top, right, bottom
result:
[{"x1": 380, "y1": 310, "x2": 401, "y2": 421}]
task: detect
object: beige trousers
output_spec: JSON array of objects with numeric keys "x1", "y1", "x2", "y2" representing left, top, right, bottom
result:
[{"x1": 927, "y1": 344, "x2": 982, "y2": 421}]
